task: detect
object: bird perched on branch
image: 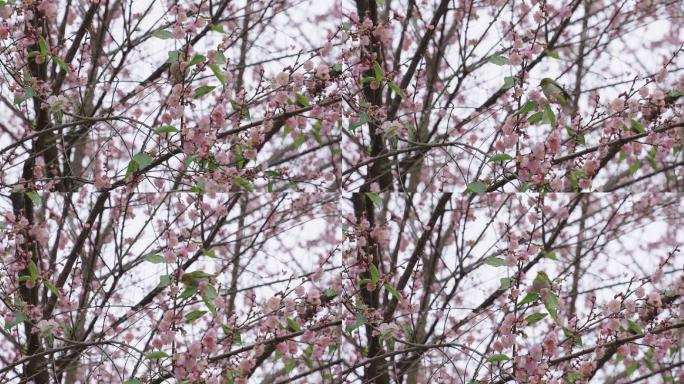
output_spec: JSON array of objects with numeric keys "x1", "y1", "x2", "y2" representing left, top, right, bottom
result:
[
  {"x1": 181, "y1": 271, "x2": 214, "y2": 287},
  {"x1": 540, "y1": 78, "x2": 575, "y2": 115},
  {"x1": 531, "y1": 271, "x2": 552, "y2": 293}
]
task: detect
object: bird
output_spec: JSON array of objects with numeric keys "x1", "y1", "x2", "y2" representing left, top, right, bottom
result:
[
  {"x1": 531, "y1": 271, "x2": 552, "y2": 293},
  {"x1": 181, "y1": 271, "x2": 214, "y2": 287},
  {"x1": 539, "y1": 78, "x2": 575, "y2": 115},
  {"x1": 169, "y1": 61, "x2": 185, "y2": 84}
]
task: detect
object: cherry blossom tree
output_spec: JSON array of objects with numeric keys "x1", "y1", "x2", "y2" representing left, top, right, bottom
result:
[{"x1": 0, "y1": 0, "x2": 682, "y2": 383}]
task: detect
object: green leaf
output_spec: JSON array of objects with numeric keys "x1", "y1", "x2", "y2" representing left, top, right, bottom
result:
[
  {"x1": 311, "y1": 122, "x2": 322, "y2": 144},
  {"x1": 202, "y1": 248, "x2": 216, "y2": 258},
  {"x1": 345, "y1": 314, "x2": 367, "y2": 333},
  {"x1": 286, "y1": 318, "x2": 301, "y2": 332},
  {"x1": 625, "y1": 361, "x2": 638, "y2": 376},
  {"x1": 489, "y1": 153, "x2": 513, "y2": 162},
  {"x1": 124, "y1": 379, "x2": 142, "y2": 384},
  {"x1": 295, "y1": 93, "x2": 310, "y2": 107},
  {"x1": 365, "y1": 192, "x2": 382, "y2": 208},
  {"x1": 230, "y1": 100, "x2": 250, "y2": 119},
  {"x1": 644, "y1": 347, "x2": 655, "y2": 371},
  {"x1": 209, "y1": 24, "x2": 225, "y2": 33},
  {"x1": 166, "y1": 50, "x2": 180, "y2": 63},
  {"x1": 292, "y1": 133, "x2": 306, "y2": 149},
  {"x1": 152, "y1": 29, "x2": 174, "y2": 39},
  {"x1": 14, "y1": 87, "x2": 36, "y2": 104},
  {"x1": 233, "y1": 145, "x2": 245, "y2": 169},
  {"x1": 488, "y1": 53, "x2": 509, "y2": 65},
  {"x1": 188, "y1": 54, "x2": 206, "y2": 67},
  {"x1": 28, "y1": 260, "x2": 38, "y2": 281},
  {"x1": 214, "y1": 51, "x2": 227, "y2": 65},
  {"x1": 627, "y1": 319, "x2": 642, "y2": 334},
  {"x1": 372, "y1": 61, "x2": 383, "y2": 82},
  {"x1": 180, "y1": 286, "x2": 197, "y2": 299},
  {"x1": 349, "y1": 112, "x2": 369, "y2": 132},
  {"x1": 184, "y1": 154, "x2": 199, "y2": 166},
  {"x1": 527, "y1": 111, "x2": 544, "y2": 124},
  {"x1": 44, "y1": 281, "x2": 60, "y2": 297},
  {"x1": 518, "y1": 292, "x2": 540, "y2": 306},
  {"x1": 567, "y1": 371, "x2": 583, "y2": 383},
  {"x1": 563, "y1": 327, "x2": 583, "y2": 346},
  {"x1": 132, "y1": 152, "x2": 152, "y2": 169},
  {"x1": 194, "y1": 85, "x2": 216, "y2": 98},
  {"x1": 4, "y1": 311, "x2": 27, "y2": 330},
  {"x1": 503, "y1": 76, "x2": 516, "y2": 89},
  {"x1": 369, "y1": 264, "x2": 380, "y2": 284},
  {"x1": 646, "y1": 147, "x2": 658, "y2": 169},
  {"x1": 543, "y1": 292, "x2": 559, "y2": 321},
  {"x1": 543, "y1": 251, "x2": 557, "y2": 260},
  {"x1": 464, "y1": 181, "x2": 488, "y2": 194},
  {"x1": 628, "y1": 159, "x2": 641, "y2": 175},
  {"x1": 145, "y1": 351, "x2": 169, "y2": 360},
  {"x1": 668, "y1": 89, "x2": 684, "y2": 98},
  {"x1": 517, "y1": 100, "x2": 538, "y2": 115},
  {"x1": 361, "y1": 76, "x2": 376, "y2": 84},
  {"x1": 384, "y1": 283, "x2": 401, "y2": 300},
  {"x1": 486, "y1": 354, "x2": 511, "y2": 363},
  {"x1": 630, "y1": 119, "x2": 645, "y2": 134},
  {"x1": 25, "y1": 192, "x2": 41, "y2": 205},
  {"x1": 190, "y1": 181, "x2": 206, "y2": 193},
  {"x1": 484, "y1": 256, "x2": 506, "y2": 267},
  {"x1": 388, "y1": 82, "x2": 404, "y2": 98},
  {"x1": 143, "y1": 254, "x2": 165, "y2": 264},
  {"x1": 52, "y1": 56, "x2": 68, "y2": 71},
  {"x1": 499, "y1": 277, "x2": 512, "y2": 290},
  {"x1": 38, "y1": 36, "x2": 48, "y2": 57},
  {"x1": 526, "y1": 312, "x2": 548, "y2": 325},
  {"x1": 233, "y1": 176, "x2": 254, "y2": 192},
  {"x1": 201, "y1": 284, "x2": 217, "y2": 303},
  {"x1": 545, "y1": 50, "x2": 560, "y2": 59},
  {"x1": 155, "y1": 125, "x2": 178, "y2": 134},
  {"x1": 158, "y1": 275, "x2": 172, "y2": 288},
  {"x1": 185, "y1": 310, "x2": 207, "y2": 323},
  {"x1": 543, "y1": 103, "x2": 557, "y2": 128},
  {"x1": 202, "y1": 292, "x2": 217, "y2": 317},
  {"x1": 284, "y1": 359, "x2": 297, "y2": 373}
]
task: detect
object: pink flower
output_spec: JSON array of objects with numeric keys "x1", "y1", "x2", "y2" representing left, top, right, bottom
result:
[
  {"x1": 315, "y1": 64, "x2": 330, "y2": 80},
  {"x1": 238, "y1": 357, "x2": 254, "y2": 374},
  {"x1": 635, "y1": 286, "x2": 645, "y2": 298},
  {"x1": 543, "y1": 332, "x2": 557, "y2": 355},
  {"x1": 509, "y1": 52, "x2": 522, "y2": 66},
  {"x1": 546, "y1": 131, "x2": 561, "y2": 154},
  {"x1": 273, "y1": 71, "x2": 289, "y2": 88},
  {"x1": 276, "y1": 342, "x2": 288, "y2": 355},
  {"x1": 28, "y1": 223, "x2": 49, "y2": 246},
  {"x1": 189, "y1": 340, "x2": 202, "y2": 357},
  {"x1": 263, "y1": 296, "x2": 280, "y2": 313},
  {"x1": 605, "y1": 299, "x2": 621, "y2": 314},
  {"x1": 647, "y1": 291, "x2": 662, "y2": 307},
  {"x1": 203, "y1": 328, "x2": 217, "y2": 352}
]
